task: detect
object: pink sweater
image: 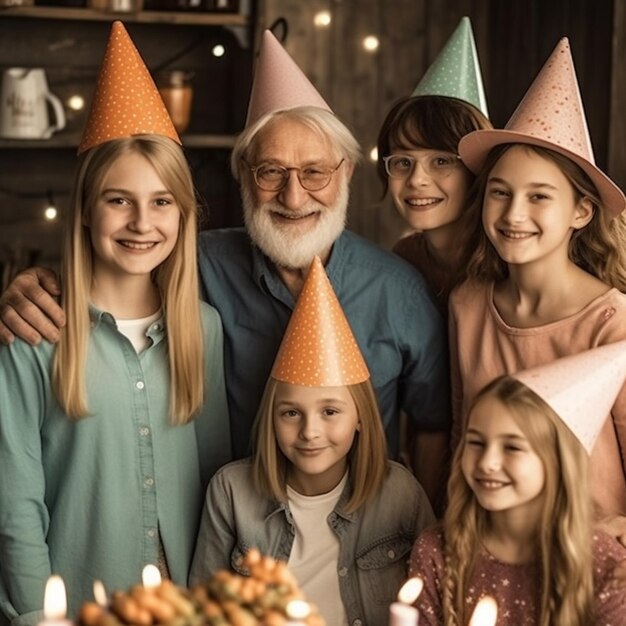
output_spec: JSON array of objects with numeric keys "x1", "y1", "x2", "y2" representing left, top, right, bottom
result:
[
  {"x1": 409, "y1": 528, "x2": 626, "y2": 625},
  {"x1": 449, "y1": 280, "x2": 626, "y2": 517}
]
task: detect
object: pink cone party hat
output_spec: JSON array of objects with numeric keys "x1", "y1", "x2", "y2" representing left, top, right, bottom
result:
[
  {"x1": 412, "y1": 16, "x2": 489, "y2": 118},
  {"x1": 512, "y1": 341, "x2": 626, "y2": 454},
  {"x1": 245, "y1": 30, "x2": 332, "y2": 127},
  {"x1": 459, "y1": 37, "x2": 625, "y2": 216},
  {"x1": 78, "y1": 21, "x2": 180, "y2": 154},
  {"x1": 271, "y1": 257, "x2": 369, "y2": 387}
]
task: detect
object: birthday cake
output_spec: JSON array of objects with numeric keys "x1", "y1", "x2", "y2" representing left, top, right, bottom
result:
[{"x1": 78, "y1": 549, "x2": 325, "y2": 626}]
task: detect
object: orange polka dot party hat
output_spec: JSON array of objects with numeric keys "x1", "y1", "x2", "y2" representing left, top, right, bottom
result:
[
  {"x1": 78, "y1": 21, "x2": 180, "y2": 154},
  {"x1": 271, "y1": 256, "x2": 370, "y2": 387}
]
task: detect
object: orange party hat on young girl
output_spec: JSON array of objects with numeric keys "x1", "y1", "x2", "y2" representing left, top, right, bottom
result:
[
  {"x1": 271, "y1": 257, "x2": 370, "y2": 387},
  {"x1": 245, "y1": 30, "x2": 332, "y2": 127},
  {"x1": 513, "y1": 341, "x2": 626, "y2": 454},
  {"x1": 459, "y1": 37, "x2": 625, "y2": 216},
  {"x1": 78, "y1": 21, "x2": 180, "y2": 154}
]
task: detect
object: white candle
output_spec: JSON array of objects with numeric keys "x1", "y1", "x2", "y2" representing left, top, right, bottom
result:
[
  {"x1": 469, "y1": 595, "x2": 498, "y2": 626},
  {"x1": 92, "y1": 580, "x2": 108, "y2": 607},
  {"x1": 141, "y1": 564, "x2": 161, "y2": 589},
  {"x1": 388, "y1": 577, "x2": 423, "y2": 626},
  {"x1": 285, "y1": 599, "x2": 310, "y2": 625},
  {"x1": 388, "y1": 602, "x2": 419, "y2": 626},
  {"x1": 38, "y1": 576, "x2": 73, "y2": 626}
]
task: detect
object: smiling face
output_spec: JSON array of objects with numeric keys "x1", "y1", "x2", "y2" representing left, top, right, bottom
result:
[
  {"x1": 461, "y1": 394, "x2": 545, "y2": 522},
  {"x1": 242, "y1": 116, "x2": 351, "y2": 270},
  {"x1": 482, "y1": 145, "x2": 593, "y2": 269},
  {"x1": 87, "y1": 150, "x2": 180, "y2": 284},
  {"x1": 273, "y1": 382, "x2": 360, "y2": 496},
  {"x1": 387, "y1": 146, "x2": 472, "y2": 233}
]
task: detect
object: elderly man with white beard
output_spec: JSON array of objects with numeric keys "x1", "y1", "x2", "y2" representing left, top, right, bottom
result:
[{"x1": 0, "y1": 32, "x2": 450, "y2": 502}]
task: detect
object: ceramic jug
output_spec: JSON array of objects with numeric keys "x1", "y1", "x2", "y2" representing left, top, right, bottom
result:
[{"x1": 0, "y1": 68, "x2": 66, "y2": 139}]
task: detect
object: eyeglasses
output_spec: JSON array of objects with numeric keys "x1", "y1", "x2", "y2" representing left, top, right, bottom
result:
[
  {"x1": 242, "y1": 158, "x2": 345, "y2": 192},
  {"x1": 382, "y1": 153, "x2": 462, "y2": 179}
]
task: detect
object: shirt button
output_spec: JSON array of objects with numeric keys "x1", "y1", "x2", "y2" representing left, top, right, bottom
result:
[
  {"x1": 139, "y1": 427, "x2": 150, "y2": 436},
  {"x1": 338, "y1": 567, "x2": 348, "y2": 577},
  {"x1": 353, "y1": 620, "x2": 362, "y2": 626},
  {"x1": 388, "y1": 549, "x2": 395, "y2": 559},
  {"x1": 136, "y1": 381, "x2": 145, "y2": 390},
  {"x1": 147, "y1": 528, "x2": 156, "y2": 538},
  {"x1": 144, "y1": 477, "x2": 154, "y2": 487},
  {"x1": 151, "y1": 323, "x2": 161, "y2": 331}
]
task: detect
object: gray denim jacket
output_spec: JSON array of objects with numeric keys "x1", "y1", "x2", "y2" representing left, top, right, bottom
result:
[{"x1": 190, "y1": 459, "x2": 435, "y2": 626}]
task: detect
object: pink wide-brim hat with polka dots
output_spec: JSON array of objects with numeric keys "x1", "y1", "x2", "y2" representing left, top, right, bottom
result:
[
  {"x1": 458, "y1": 37, "x2": 625, "y2": 217},
  {"x1": 271, "y1": 256, "x2": 369, "y2": 387},
  {"x1": 78, "y1": 21, "x2": 180, "y2": 154},
  {"x1": 513, "y1": 340, "x2": 626, "y2": 454},
  {"x1": 245, "y1": 30, "x2": 332, "y2": 128}
]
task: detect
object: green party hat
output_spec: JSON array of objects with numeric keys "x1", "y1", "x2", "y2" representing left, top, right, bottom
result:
[{"x1": 412, "y1": 16, "x2": 489, "y2": 117}]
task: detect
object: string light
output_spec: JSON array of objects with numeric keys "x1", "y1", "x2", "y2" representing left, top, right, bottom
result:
[
  {"x1": 44, "y1": 190, "x2": 58, "y2": 221},
  {"x1": 369, "y1": 146, "x2": 378, "y2": 162},
  {"x1": 313, "y1": 11, "x2": 331, "y2": 27},
  {"x1": 362, "y1": 35, "x2": 380, "y2": 52},
  {"x1": 212, "y1": 44, "x2": 226, "y2": 58},
  {"x1": 67, "y1": 95, "x2": 85, "y2": 111}
]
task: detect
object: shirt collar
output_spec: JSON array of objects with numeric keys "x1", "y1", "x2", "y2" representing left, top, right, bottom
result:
[
  {"x1": 88, "y1": 304, "x2": 166, "y2": 345},
  {"x1": 249, "y1": 231, "x2": 348, "y2": 304}
]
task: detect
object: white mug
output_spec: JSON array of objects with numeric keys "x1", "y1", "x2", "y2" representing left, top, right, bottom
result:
[{"x1": 0, "y1": 67, "x2": 66, "y2": 139}]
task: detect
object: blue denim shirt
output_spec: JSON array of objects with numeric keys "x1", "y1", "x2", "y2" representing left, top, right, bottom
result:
[
  {"x1": 197, "y1": 228, "x2": 450, "y2": 458},
  {"x1": 190, "y1": 459, "x2": 435, "y2": 626}
]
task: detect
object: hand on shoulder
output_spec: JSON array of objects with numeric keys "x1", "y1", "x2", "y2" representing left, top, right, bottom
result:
[{"x1": 0, "y1": 267, "x2": 64, "y2": 345}]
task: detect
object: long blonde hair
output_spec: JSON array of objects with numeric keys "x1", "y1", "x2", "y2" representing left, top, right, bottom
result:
[
  {"x1": 251, "y1": 378, "x2": 388, "y2": 513},
  {"x1": 52, "y1": 135, "x2": 204, "y2": 425},
  {"x1": 465, "y1": 144, "x2": 626, "y2": 291},
  {"x1": 441, "y1": 376, "x2": 594, "y2": 626}
]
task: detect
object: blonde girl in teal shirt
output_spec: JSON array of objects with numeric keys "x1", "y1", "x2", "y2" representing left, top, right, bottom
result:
[{"x1": 0, "y1": 22, "x2": 230, "y2": 625}]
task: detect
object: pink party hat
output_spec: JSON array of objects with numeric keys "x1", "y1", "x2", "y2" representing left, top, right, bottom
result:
[
  {"x1": 271, "y1": 257, "x2": 370, "y2": 387},
  {"x1": 245, "y1": 30, "x2": 332, "y2": 127},
  {"x1": 513, "y1": 341, "x2": 626, "y2": 453},
  {"x1": 79, "y1": 21, "x2": 180, "y2": 154},
  {"x1": 459, "y1": 38, "x2": 625, "y2": 216}
]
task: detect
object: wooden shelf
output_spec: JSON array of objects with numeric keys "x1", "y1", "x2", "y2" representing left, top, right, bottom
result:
[
  {"x1": 0, "y1": 132, "x2": 237, "y2": 148},
  {"x1": 0, "y1": 5, "x2": 248, "y2": 26}
]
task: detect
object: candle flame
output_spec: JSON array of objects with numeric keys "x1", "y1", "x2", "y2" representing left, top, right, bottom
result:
[
  {"x1": 397, "y1": 576, "x2": 424, "y2": 604},
  {"x1": 286, "y1": 599, "x2": 311, "y2": 619},
  {"x1": 93, "y1": 580, "x2": 108, "y2": 607},
  {"x1": 141, "y1": 564, "x2": 162, "y2": 589},
  {"x1": 43, "y1": 575, "x2": 67, "y2": 620},
  {"x1": 469, "y1": 595, "x2": 498, "y2": 626}
]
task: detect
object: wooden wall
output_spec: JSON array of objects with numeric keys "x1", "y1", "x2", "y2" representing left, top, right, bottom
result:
[{"x1": 257, "y1": 0, "x2": 620, "y2": 248}]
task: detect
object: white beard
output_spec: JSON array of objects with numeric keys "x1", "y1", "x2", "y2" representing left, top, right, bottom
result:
[{"x1": 242, "y1": 181, "x2": 349, "y2": 270}]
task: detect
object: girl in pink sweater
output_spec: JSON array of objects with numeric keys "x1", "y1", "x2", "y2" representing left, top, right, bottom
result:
[
  {"x1": 410, "y1": 345, "x2": 626, "y2": 625},
  {"x1": 450, "y1": 38, "x2": 626, "y2": 526}
]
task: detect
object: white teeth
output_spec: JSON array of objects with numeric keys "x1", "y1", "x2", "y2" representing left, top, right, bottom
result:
[
  {"x1": 119, "y1": 241, "x2": 156, "y2": 250},
  {"x1": 501, "y1": 230, "x2": 534, "y2": 239},
  {"x1": 479, "y1": 480, "x2": 508, "y2": 489},
  {"x1": 406, "y1": 198, "x2": 440, "y2": 207}
]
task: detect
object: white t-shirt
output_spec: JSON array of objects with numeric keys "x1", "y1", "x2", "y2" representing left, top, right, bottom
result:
[
  {"x1": 116, "y1": 311, "x2": 162, "y2": 353},
  {"x1": 287, "y1": 473, "x2": 349, "y2": 626}
]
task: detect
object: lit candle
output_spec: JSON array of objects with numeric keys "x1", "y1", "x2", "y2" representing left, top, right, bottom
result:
[
  {"x1": 286, "y1": 599, "x2": 311, "y2": 625},
  {"x1": 388, "y1": 577, "x2": 423, "y2": 626},
  {"x1": 93, "y1": 581, "x2": 108, "y2": 607},
  {"x1": 78, "y1": 581, "x2": 108, "y2": 626},
  {"x1": 38, "y1": 576, "x2": 73, "y2": 626},
  {"x1": 469, "y1": 595, "x2": 498, "y2": 626},
  {"x1": 141, "y1": 564, "x2": 161, "y2": 589}
]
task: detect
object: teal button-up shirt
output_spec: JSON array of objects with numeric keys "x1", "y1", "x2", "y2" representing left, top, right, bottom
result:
[{"x1": 0, "y1": 302, "x2": 231, "y2": 625}]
